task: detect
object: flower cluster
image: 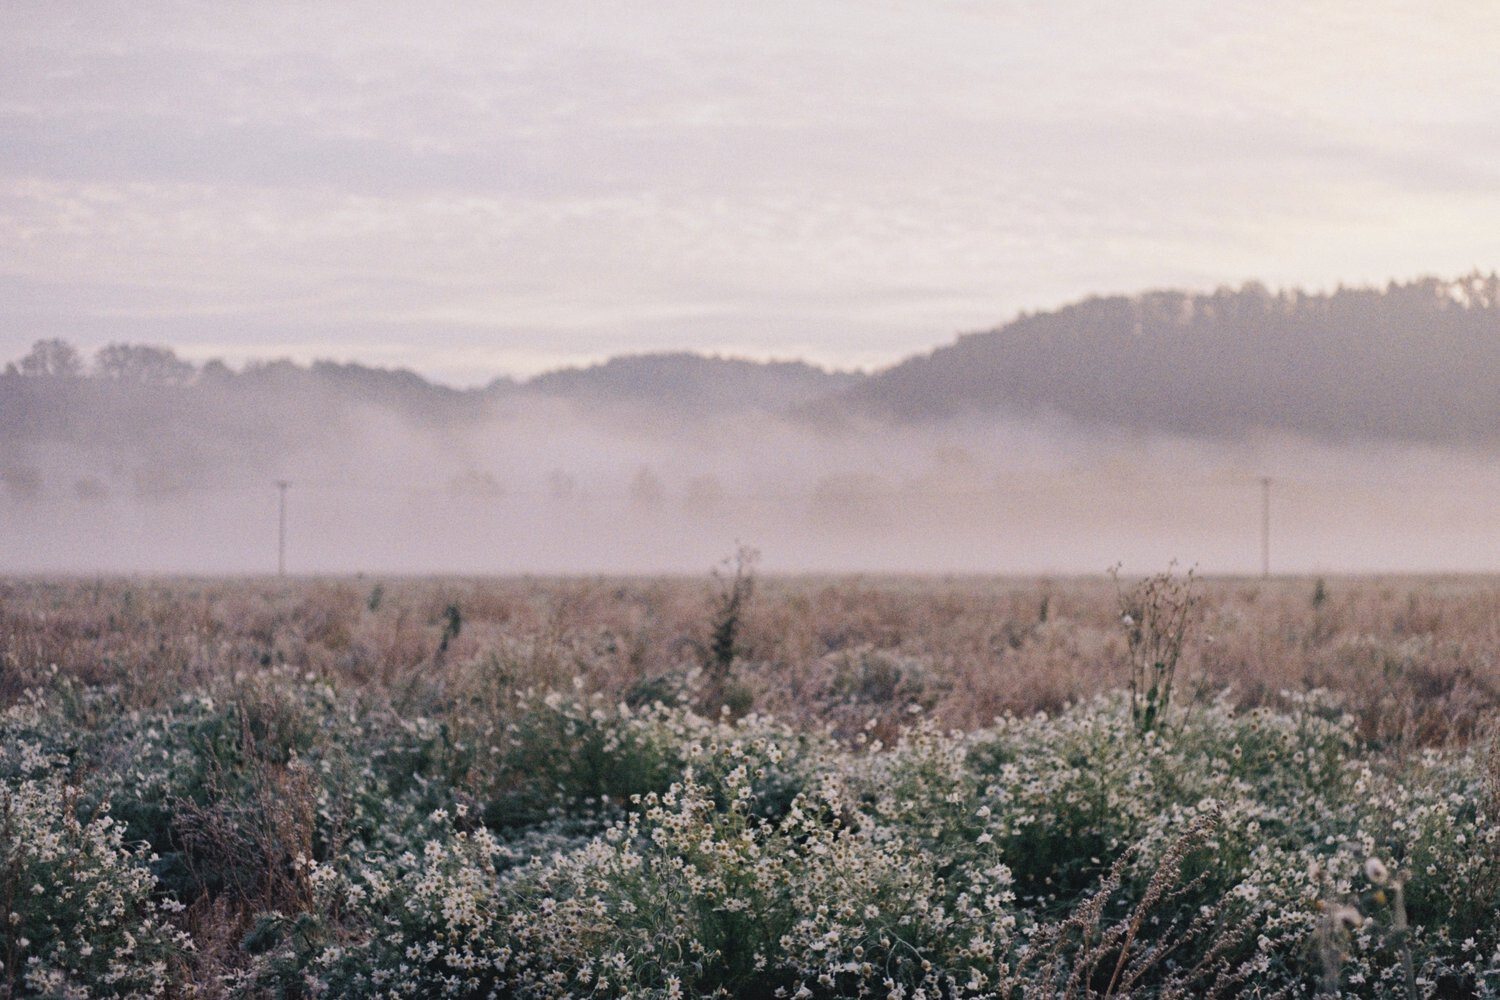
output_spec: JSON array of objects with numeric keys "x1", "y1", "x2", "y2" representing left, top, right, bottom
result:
[
  {"x1": 6, "y1": 662, "x2": 1500, "y2": 997},
  {"x1": 308, "y1": 723, "x2": 1020, "y2": 999},
  {"x1": 0, "y1": 740, "x2": 190, "y2": 998}
]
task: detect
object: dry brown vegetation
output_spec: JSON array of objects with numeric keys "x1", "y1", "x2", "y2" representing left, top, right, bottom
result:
[{"x1": 4, "y1": 570, "x2": 1498, "y2": 747}]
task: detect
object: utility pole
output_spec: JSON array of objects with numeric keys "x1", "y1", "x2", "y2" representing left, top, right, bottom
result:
[
  {"x1": 1259, "y1": 476, "x2": 1271, "y2": 579},
  {"x1": 276, "y1": 480, "x2": 291, "y2": 577}
]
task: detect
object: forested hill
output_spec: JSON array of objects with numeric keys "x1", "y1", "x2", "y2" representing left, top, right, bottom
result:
[
  {"x1": 0, "y1": 349, "x2": 863, "y2": 500},
  {"x1": 6, "y1": 274, "x2": 1500, "y2": 459},
  {"x1": 839, "y1": 274, "x2": 1500, "y2": 447},
  {"x1": 516, "y1": 353, "x2": 862, "y2": 414}
]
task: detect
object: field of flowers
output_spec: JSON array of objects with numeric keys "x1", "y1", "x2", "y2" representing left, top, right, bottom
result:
[{"x1": 2, "y1": 570, "x2": 1499, "y2": 997}]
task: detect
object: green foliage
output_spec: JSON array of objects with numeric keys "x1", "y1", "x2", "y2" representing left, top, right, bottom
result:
[
  {"x1": 6, "y1": 634, "x2": 1500, "y2": 996},
  {"x1": 0, "y1": 741, "x2": 190, "y2": 998},
  {"x1": 437, "y1": 602, "x2": 463, "y2": 659},
  {"x1": 706, "y1": 547, "x2": 757, "y2": 680},
  {"x1": 474, "y1": 692, "x2": 684, "y2": 831}
]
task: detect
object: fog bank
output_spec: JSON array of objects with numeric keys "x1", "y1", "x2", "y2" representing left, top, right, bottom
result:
[{"x1": 5, "y1": 387, "x2": 1498, "y2": 575}]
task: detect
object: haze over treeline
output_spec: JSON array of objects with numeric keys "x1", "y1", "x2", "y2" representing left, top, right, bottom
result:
[{"x1": 5, "y1": 275, "x2": 1500, "y2": 575}]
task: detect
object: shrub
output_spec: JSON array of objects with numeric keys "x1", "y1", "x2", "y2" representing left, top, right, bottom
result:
[
  {"x1": 302, "y1": 730, "x2": 1021, "y2": 999},
  {"x1": 1, "y1": 741, "x2": 189, "y2": 998}
]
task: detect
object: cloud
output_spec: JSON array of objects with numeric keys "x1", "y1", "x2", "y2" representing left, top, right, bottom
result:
[{"x1": 3, "y1": 1, "x2": 1499, "y2": 382}]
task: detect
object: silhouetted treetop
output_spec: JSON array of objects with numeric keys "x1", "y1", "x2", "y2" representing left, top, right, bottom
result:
[
  {"x1": 94, "y1": 343, "x2": 196, "y2": 384},
  {"x1": 15, "y1": 339, "x2": 84, "y2": 378}
]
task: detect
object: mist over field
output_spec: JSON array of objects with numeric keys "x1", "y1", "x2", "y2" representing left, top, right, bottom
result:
[
  {"x1": 5, "y1": 278, "x2": 1500, "y2": 576},
  {"x1": 6, "y1": 3, "x2": 1500, "y2": 577}
]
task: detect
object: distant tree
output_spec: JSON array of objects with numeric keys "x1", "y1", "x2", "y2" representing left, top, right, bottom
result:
[
  {"x1": 199, "y1": 358, "x2": 235, "y2": 381},
  {"x1": 629, "y1": 465, "x2": 665, "y2": 510},
  {"x1": 17, "y1": 339, "x2": 84, "y2": 378},
  {"x1": 237, "y1": 357, "x2": 306, "y2": 390},
  {"x1": 242, "y1": 358, "x2": 301, "y2": 377},
  {"x1": 93, "y1": 343, "x2": 195, "y2": 384}
]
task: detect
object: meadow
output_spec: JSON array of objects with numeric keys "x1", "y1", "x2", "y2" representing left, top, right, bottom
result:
[{"x1": 2, "y1": 567, "x2": 1499, "y2": 998}]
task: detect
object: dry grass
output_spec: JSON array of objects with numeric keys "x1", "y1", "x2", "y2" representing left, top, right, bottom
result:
[{"x1": 4, "y1": 571, "x2": 1499, "y2": 747}]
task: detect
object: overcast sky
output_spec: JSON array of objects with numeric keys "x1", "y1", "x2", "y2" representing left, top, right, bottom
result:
[{"x1": 4, "y1": 1, "x2": 1499, "y2": 385}]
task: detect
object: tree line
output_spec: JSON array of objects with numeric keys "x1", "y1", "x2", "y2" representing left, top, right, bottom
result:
[{"x1": 846, "y1": 272, "x2": 1500, "y2": 448}]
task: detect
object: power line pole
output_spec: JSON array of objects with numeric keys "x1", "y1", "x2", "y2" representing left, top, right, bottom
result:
[
  {"x1": 276, "y1": 480, "x2": 291, "y2": 577},
  {"x1": 1260, "y1": 476, "x2": 1271, "y2": 579}
]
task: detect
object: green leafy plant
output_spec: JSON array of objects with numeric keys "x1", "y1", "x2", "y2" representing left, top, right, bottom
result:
[{"x1": 1, "y1": 742, "x2": 189, "y2": 998}]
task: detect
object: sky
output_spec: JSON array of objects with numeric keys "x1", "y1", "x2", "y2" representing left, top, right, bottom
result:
[{"x1": 4, "y1": 1, "x2": 1500, "y2": 386}]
